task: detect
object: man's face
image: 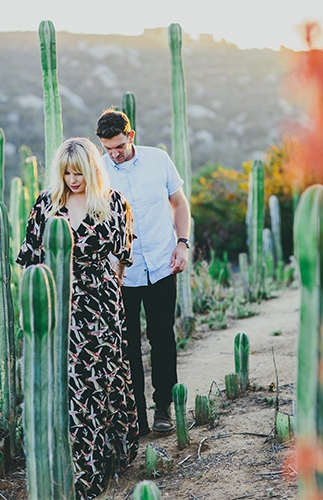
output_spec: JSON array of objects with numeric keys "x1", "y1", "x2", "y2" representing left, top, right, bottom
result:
[{"x1": 100, "y1": 131, "x2": 135, "y2": 164}]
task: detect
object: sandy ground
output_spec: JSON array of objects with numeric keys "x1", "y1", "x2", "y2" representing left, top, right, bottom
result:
[{"x1": 0, "y1": 287, "x2": 301, "y2": 500}]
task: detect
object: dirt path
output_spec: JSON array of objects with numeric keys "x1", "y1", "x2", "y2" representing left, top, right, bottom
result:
[{"x1": 0, "y1": 287, "x2": 300, "y2": 499}]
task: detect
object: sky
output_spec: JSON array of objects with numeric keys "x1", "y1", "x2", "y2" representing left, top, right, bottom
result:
[{"x1": 1, "y1": 0, "x2": 323, "y2": 51}]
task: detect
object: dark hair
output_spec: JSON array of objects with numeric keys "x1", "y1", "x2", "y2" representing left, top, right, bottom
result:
[{"x1": 95, "y1": 108, "x2": 131, "y2": 139}]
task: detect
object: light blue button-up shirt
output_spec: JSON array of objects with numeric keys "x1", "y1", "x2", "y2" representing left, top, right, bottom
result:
[{"x1": 102, "y1": 145, "x2": 183, "y2": 287}]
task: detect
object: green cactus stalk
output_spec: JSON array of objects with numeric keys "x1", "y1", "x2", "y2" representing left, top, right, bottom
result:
[
  {"x1": 238, "y1": 252, "x2": 250, "y2": 300},
  {"x1": 133, "y1": 480, "x2": 161, "y2": 500},
  {"x1": 19, "y1": 186, "x2": 30, "y2": 246},
  {"x1": 234, "y1": 332, "x2": 249, "y2": 392},
  {"x1": 24, "y1": 156, "x2": 40, "y2": 207},
  {"x1": 20, "y1": 264, "x2": 55, "y2": 500},
  {"x1": 269, "y1": 194, "x2": 283, "y2": 266},
  {"x1": 262, "y1": 228, "x2": 274, "y2": 279},
  {"x1": 38, "y1": 20, "x2": 63, "y2": 185},
  {"x1": 9, "y1": 177, "x2": 23, "y2": 287},
  {"x1": 225, "y1": 373, "x2": 240, "y2": 400},
  {"x1": 251, "y1": 160, "x2": 264, "y2": 300},
  {"x1": 246, "y1": 171, "x2": 253, "y2": 260},
  {"x1": 0, "y1": 202, "x2": 16, "y2": 459},
  {"x1": 0, "y1": 128, "x2": 5, "y2": 202},
  {"x1": 122, "y1": 92, "x2": 137, "y2": 145},
  {"x1": 294, "y1": 184, "x2": 323, "y2": 496},
  {"x1": 168, "y1": 22, "x2": 193, "y2": 337},
  {"x1": 195, "y1": 395, "x2": 210, "y2": 426},
  {"x1": 173, "y1": 382, "x2": 189, "y2": 449},
  {"x1": 43, "y1": 216, "x2": 74, "y2": 500}
]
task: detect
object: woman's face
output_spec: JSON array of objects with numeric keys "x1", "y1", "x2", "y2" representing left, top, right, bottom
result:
[{"x1": 64, "y1": 163, "x2": 86, "y2": 194}]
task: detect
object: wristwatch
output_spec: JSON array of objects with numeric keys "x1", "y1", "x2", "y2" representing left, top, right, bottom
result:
[{"x1": 177, "y1": 238, "x2": 191, "y2": 249}]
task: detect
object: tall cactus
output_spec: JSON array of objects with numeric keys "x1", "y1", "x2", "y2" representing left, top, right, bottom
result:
[
  {"x1": 168, "y1": 22, "x2": 193, "y2": 337},
  {"x1": 38, "y1": 20, "x2": 63, "y2": 185},
  {"x1": 24, "y1": 156, "x2": 40, "y2": 207},
  {"x1": 0, "y1": 202, "x2": 16, "y2": 458},
  {"x1": 0, "y1": 128, "x2": 4, "y2": 202},
  {"x1": 20, "y1": 264, "x2": 55, "y2": 500},
  {"x1": 43, "y1": 216, "x2": 74, "y2": 500},
  {"x1": 250, "y1": 160, "x2": 264, "y2": 300},
  {"x1": 9, "y1": 177, "x2": 23, "y2": 287},
  {"x1": 238, "y1": 252, "x2": 250, "y2": 300},
  {"x1": 172, "y1": 382, "x2": 189, "y2": 449},
  {"x1": 234, "y1": 332, "x2": 249, "y2": 392},
  {"x1": 269, "y1": 195, "x2": 283, "y2": 265},
  {"x1": 122, "y1": 92, "x2": 137, "y2": 145},
  {"x1": 294, "y1": 184, "x2": 323, "y2": 497}
]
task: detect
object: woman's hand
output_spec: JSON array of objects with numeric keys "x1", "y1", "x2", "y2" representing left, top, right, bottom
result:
[{"x1": 115, "y1": 262, "x2": 126, "y2": 287}]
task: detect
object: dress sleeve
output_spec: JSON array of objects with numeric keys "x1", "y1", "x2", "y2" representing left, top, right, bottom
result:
[
  {"x1": 16, "y1": 192, "x2": 50, "y2": 268},
  {"x1": 110, "y1": 191, "x2": 134, "y2": 267}
]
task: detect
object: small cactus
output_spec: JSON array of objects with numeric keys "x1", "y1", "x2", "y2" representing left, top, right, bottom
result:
[
  {"x1": 195, "y1": 395, "x2": 210, "y2": 426},
  {"x1": 133, "y1": 480, "x2": 161, "y2": 500},
  {"x1": 234, "y1": 332, "x2": 249, "y2": 392},
  {"x1": 225, "y1": 373, "x2": 240, "y2": 400},
  {"x1": 172, "y1": 383, "x2": 189, "y2": 449}
]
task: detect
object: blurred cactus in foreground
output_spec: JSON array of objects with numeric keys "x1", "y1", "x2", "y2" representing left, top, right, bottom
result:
[
  {"x1": 295, "y1": 184, "x2": 323, "y2": 498},
  {"x1": 133, "y1": 480, "x2": 161, "y2": 499}
]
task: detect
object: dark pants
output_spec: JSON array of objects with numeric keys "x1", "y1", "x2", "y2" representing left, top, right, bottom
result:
[{"x1": 122, "y1": 275, "x2": 177, "y2": 429}]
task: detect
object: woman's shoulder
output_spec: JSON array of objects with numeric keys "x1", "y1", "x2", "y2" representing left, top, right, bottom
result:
[{"x1": 109, "y1": 188, "x2": 126, "y2": 205}]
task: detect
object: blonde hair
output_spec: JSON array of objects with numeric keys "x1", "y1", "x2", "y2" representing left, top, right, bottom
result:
[{"x1": 47, "y1": 137, "x2": 111, "y2": 221}]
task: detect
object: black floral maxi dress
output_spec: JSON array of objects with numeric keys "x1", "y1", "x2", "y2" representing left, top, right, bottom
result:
[{"x1": 16, "y1": 190, "x2": 139, "y2": 500}]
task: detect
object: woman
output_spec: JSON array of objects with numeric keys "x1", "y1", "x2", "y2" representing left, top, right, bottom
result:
[{"x1": 17, "y1": 138, "x2": 139, "y2": 499}]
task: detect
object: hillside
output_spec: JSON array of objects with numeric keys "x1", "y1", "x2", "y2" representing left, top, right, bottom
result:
[{"x1": 0, "y1": 28, "x2": 303, "y2": 200}]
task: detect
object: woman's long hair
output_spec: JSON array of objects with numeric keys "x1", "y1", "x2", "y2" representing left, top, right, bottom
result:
[{"x1": 47, "y1": 137, "x2": 111, "y2": 221}]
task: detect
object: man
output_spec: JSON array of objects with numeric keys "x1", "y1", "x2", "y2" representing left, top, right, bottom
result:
[{"x1": 95, "y1": 109, "x2": 191, "y2": 435}]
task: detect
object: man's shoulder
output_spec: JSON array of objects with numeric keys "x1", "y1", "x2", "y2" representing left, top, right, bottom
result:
[{"x1": 135, "y1": 145, "x2": 170, "y2": 160}]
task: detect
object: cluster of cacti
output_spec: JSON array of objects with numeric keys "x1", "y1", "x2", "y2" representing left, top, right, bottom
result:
[
  {"x1": 0, "y1": 202, "x2": 16, "y2": 459},
  {"x1": 172, "y1": 382, "x2": 189, "y2": 449},
  {"x1": 122, "y1": 92, "x2": 137, "y2": 145},
  {"x1": 38, "y1": 20, "x2": 63, "y2": 185},
  {"x1": 294, "y1": 184, "x2": 323, "y2": 498},
  {"x1": 133, "y1": 480, "x2": 161, "y2": 500},
  {"x1": 168, "y1": 22, "x2": 193, "y2": 337}
]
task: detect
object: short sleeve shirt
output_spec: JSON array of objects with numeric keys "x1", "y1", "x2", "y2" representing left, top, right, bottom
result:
[{"x1": 102, "y1": 145, "x2": 183, "y2": 287}]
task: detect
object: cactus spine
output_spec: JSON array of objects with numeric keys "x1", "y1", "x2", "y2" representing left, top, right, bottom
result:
[
  {"x1": 173, "y1": 382, "x2": 189, "y2": 449},
  {"x1": 122, "y1": 92, "x2": 137, "y2": 145},
  {"x1": 0, "y1": 202, "x2": 16, "y2": 458},
  {"x1": 0, "y1": 128, "x2": 4, "y2": 202},
  {"x1": 234, "y1": 332, "x2": 249, "y2": 392},
  {"x1": 43, "y1": 216, "x2": 74, "y2": 500},
  {"x1": 168, "y1": 22, "x2": 193, "y2": 337},
  {"x1": 133, "y1": 480, "x2": 161, "y2": 500},
  {"x1": 20, "y1": 264, "x2": 55, "y2": 500},
  {"x1": 250, "y1": 160, "x2": 264, "y2": 299},
  {"x1": 38, "y1": 20, "x2": 63, "y2": 185},
  {"x1": 294, "y1": 184, "x2": 323, "y2": 496}
]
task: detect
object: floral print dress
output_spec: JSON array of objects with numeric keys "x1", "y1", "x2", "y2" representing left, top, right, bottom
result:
[{"x1": 16, "y1": 190, "x2": 139, "y2": 500}]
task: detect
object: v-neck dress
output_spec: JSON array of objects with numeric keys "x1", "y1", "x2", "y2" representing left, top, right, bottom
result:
[{"x1": 16, "y1": 190, "x2": 139, "y2": 500}]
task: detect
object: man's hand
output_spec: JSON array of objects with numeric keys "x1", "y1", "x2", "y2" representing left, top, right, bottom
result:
[
  {"x1": 115, "y1": 262, "x2": 127, "y2": 287},
  {"x1": 171, "y1": 243, "x2": 188, "y2": 274}
]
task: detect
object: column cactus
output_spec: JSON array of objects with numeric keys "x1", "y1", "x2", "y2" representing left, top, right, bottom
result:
[
  {"x1": 173, "y1": 382, "x2": 189, "y2": 449},
  {"x1": 20, "y1": 264, "x2": 55, "y2": 500},
  {"x1": 234, "y1": 332, "x2": 249, "y2": 392},
  {"x1": 9, "y1": 177, "x2": 22, "y2": 286},
  {"x1": 238, "y1": 252, "x2": 250, "y2": 300},
  {"x1": 24, "y1": 156, "x2": 40, "y2": 207},
  {"x1": 250, "y1": 160, "x2": 264, "y2": 300},
  {"x1": 0, "y1": 202, "x2": 16, "y2": 459},
  {"x1": 122, "y1": 92, "x2": 137, "y2": 145},
  {"x1": 43, "y1": 216, "x2": 74, "y2": 500},
  {"x1": 294, "y1": 184, "x2": 323, "y2": 497},
  {"x1": 269, "y1": 194, "x2": 283, "y2": 267},
  {"x1": 38, "y1": 20, "x2": 63, "y2": 185},
  {"x1": 168, "y1": 22, "x2": 193, "y2": 337},
  {"x1": 0, "y1": 128, "x2": 4, "y2": 202}
]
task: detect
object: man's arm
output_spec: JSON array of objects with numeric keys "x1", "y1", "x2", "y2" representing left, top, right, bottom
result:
[{"x1": 169, "y1": 188, "x2": 191, "y2": 274}]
